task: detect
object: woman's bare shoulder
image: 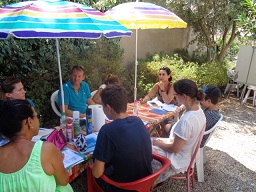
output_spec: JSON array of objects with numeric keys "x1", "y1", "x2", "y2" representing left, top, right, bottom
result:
[{"x1": 41, "y1": 141, "x2": 60, "y2": 157}]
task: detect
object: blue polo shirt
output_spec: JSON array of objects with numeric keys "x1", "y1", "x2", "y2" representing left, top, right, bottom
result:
[
  {"x1": 27, "y1": 99, "x2": 35, "y2": 107},
  {"x1": 57, "y1": 80, "x2": 91, "y2": 114}
]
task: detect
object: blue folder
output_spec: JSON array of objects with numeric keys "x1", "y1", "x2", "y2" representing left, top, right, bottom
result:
[{"x1": 149, "y1": 108, "x2": 167, "y2": 115}]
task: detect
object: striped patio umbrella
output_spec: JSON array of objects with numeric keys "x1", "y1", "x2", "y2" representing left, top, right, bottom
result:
[
  {"x1": 106, "y1": 1, "x2": 187, "y2": 101},
  {"x1": 0, "y1": 0, "x2": 131, "y2": 112}
]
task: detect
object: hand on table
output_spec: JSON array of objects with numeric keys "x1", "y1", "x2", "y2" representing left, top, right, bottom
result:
[{"x1": 139, "y1": 98, "x2": 147, "y2": 104}]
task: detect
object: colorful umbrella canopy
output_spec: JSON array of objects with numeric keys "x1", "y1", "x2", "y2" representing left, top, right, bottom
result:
[
  {"x1": 106, "y1": 1, "x2": 187, "y2": 101},
  {"x1": 0, "y1": 0, "x2": 131, "y2": 113},
  {"x1": 0, "y1": 0, "x2": 132, "y2": 39}
]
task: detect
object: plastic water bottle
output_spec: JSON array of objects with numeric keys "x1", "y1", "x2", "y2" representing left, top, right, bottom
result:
[
  {"x1": 66, "y1": 118, "x2": 74, "y2": 142},
  {"x1": 60, "y1": 112, "x2": 67, "y2": 137},
  {"x1": 73, "y1": 111, "x2": 80, "y2": 138},
  {"x1": 86, "y1": 108, "x2": 92, "y2": 135},
  {"x1": 133, "y1": 100, "x2": 138, "y2": 116}
]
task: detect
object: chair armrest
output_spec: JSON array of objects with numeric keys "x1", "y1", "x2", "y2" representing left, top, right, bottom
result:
[{"x1": 88, "y1": 153, "x2": 171, "y2": 191}]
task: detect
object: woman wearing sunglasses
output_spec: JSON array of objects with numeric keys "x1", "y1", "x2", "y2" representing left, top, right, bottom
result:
[{"x1": 0, "y1": 100, "x2": 73, "y2": 192}]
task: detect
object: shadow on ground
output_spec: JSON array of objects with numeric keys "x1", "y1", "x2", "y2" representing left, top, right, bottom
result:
[{"x1": 70, "y1": 147, "x2": 256, "y2": 192}]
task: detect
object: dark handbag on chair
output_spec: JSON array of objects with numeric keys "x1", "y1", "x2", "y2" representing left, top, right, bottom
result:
[{"x1": 47, "y1": 129, "x2": 67, "y2": 150}]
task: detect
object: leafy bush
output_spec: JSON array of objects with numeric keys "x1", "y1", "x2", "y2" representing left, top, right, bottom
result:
[
  {"x1": 0, "y1": 38, "x2": 229, "y2": 128},
  {"x1": 0, "y1": 37, "x2": 125, "y2": 127},
  {"x1": 132, "y1": 52, "x2": 229, "y2": 100}
]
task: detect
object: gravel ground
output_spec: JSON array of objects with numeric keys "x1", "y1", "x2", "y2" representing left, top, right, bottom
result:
[{"x1": 71, "y1": 95, "x2": 256, "y2": 192}]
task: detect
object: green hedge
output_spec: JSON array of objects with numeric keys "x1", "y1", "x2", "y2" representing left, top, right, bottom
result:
[
  {"x1": 133, "y1": 53, "x2": 229, "y2": 99},
  {"x1": 0, "y1": 39, "x2": 229, "y2": 128}
]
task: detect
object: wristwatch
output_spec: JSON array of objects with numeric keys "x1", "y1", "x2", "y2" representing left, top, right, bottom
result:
[{"x1": 160, "y1": 89, "x2": 165, "y2": 92}]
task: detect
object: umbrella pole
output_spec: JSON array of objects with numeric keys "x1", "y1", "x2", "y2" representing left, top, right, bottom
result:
[
  {"x1": 55, "y1": 39, "x2": 65, "y2": 114},
  {"x1": 134, "y1": 28, "x2": 138, "y2": 101}
]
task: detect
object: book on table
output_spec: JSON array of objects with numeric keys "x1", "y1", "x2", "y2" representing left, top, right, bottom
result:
[
  {"x1": 62, "y1": 148, "x2": 85, "y2": 169},
  {"x1": 63, "y1": 132, "x2": 98, "y2": 169}
]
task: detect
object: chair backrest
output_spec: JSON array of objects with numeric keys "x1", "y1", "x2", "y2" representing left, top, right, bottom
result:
[
  {"x1": 87, "y1": 152, "x2": 171, "y2": 192},
  {"x1": 202, "y1": 113, "x2": 223, "y2": 147},
  {"x1": 188, "y1": 124, "x2": 206, "y2": 169},
  {"x1": 51, "y1": 90, "x2": 61, "y2": 117}
]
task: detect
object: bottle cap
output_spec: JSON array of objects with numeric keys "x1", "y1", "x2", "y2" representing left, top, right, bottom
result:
[
  {"x1": 86, "y1": 108, "x2": 92, "y2": 115},
  {"x1": 67, "y1": 118, "x2": 73, "y2": 124},
  {"x1": 73, "y1": 111, "x2": 80, "y2": 119}
]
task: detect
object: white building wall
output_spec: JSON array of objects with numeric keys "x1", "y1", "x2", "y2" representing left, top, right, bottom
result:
[{"x1": 119, "y1": 27, "x2": 193, "y2": 66}]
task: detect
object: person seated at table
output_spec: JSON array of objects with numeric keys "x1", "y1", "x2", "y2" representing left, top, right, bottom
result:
[
  {"x1": 164, "y1": 85, "x2": 221, "y2": 142},
  {"x1": 92, "y1": 84, "x2": 153, "y2": 192},
  {"x1": 58, "y1": 65, "x2": 95, "y2": 118},
  {"x1": 140, "y1": 66, "x2": 174, "y2": 104},
  {"x1": 0, "y1": 76, "x2": 35, "y2": 108},
  {"x1": 198, "y1": 85, "x2": 221, "y2": 147},
  {"x1": 151, "y1": 79, "x2": 206, "y2": 185},
  {"x1": 92, "y1": 74, "x2": 120, "y2": 104},
  {"x1": 0, "y1": 77, "x2": 36, "y2": 145},
  {"x1": 0, "y1": 100, "x2": 73, "y2": 192}
]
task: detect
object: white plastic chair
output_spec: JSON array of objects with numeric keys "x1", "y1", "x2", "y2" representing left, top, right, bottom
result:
[
  {"x1": 242, "y1": 85, "x2": 256, "y2": 107},
  {"x1": 51, "y1": 90, "x2": 62, "y2": 117},
  {"x1": 196, "y1": 113, "x2": 223, "y2": 182},
  {"x1": 51, "y1": 90, "x2": 97, "y2": 117},
  {"x1": 224, "y1": 70, "x2": 240, "y2": 98}
]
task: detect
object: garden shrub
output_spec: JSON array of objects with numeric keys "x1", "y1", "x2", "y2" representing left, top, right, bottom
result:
[
  {"x1": 132, "y1": 52, "x2": 229, "y2": 100},
  {"x1": 0, "y1": 39, "x2": 229, "y2": 127},
  {"x1": 0, "y1": 37, "x2": 125, "y2": 127}
]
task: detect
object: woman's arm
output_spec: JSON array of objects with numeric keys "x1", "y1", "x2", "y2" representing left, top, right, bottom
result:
[
  {"x1": 41, "y1": 142, "x2": 69, "y2": 186},
  {"x1": 92, "y1": 88, "x2": 103, "y2": 104},
  {"x1": 152, "y1": 135, "x2": 186, "y2": 153},
  {"x1": 160, "y1": 83, "x2": 174, "y2": 104},
  {"x1": 140, "y1": 83, "x2": 158, "y2": 104}
]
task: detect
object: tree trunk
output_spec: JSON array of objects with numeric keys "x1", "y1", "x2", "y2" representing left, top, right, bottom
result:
[{"x1": 217, "y1": 21, "x2": 237, "y2": 62}]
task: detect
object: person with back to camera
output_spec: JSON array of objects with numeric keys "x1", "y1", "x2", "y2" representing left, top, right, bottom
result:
[
  {"x1": 0, "y1": 100, "x2": 73, "y2": 192},
  {"x1": 151, "y1": 79, "x2": 206, "y2": 185},
  {"x1": 140, "y1": 66, "x2": 174, "y2": 104},
  {"x1": 92, "y1": 84, "x2": 153, "y2": 192},
  {"x1": 58, "y1": 65, "x2": 95, "y2": 118},
  {"x1": 0, "y1": 76, "x2": 35, "y2": 108},
  {"x1": 198, "y1": 85, "x2": 221, "y2": 147},
  {"x1": 92, "y1": 74, "x2": 120, "y2": 104}
]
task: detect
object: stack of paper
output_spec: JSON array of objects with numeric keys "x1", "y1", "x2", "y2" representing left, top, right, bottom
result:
[
  {"x1": 62, "y1": 148, "x2": 85, "y2": 169},
  {"x1": 81, "y1": 132, "x2": 98, "y2": 154},
  {"x1": 161, "y1": 104, "x2": 178, "y2": 112}
]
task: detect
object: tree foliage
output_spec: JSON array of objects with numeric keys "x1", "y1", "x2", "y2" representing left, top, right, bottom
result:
[
  {"x1": 237, "y1": 0, "x2": 256, "y2": 41},
  {"x1": 167, "y1": 0, "x2": 246, "y2": 62}
]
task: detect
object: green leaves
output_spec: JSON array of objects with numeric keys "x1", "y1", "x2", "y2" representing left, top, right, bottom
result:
[
  {"x1": 0, "y1": 37, "x2": 125, "y2": 127},
  {"x1": 237, "y1": 0, "x2": 256, "y2": 40}
]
